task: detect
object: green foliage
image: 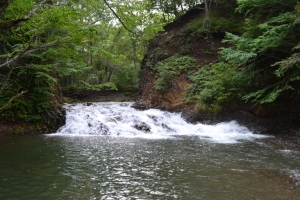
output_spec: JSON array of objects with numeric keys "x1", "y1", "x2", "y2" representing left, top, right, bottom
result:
[
  {"x1": 188, "y1": 62, "x2": 252, "y2": 112},
  {"x1": 63, "y1": 82, "x2": 118, "y2": 93},
  {"x1": 188, "y1": 0, "x2": 300, "y2": 112},
  {"x1": 154, "y1": 55, "x2": 198, "y2": 91},
  {"x1": 219, "y1": 1, "x2": 299, "y2": 104},
  {"x1": 4, "y1": 0, "x2": 34, "y2": 19},
  {"x1": 112, "y1": 64, "x2": 139, "y2": 91},
  {"x1": 210, "y1": 16, "x2": 243, "y2": 34},
  {"x1": 154, "y1": 48, "x2": 169, "y2": 58},
  {"x1": 236, "y1": 0, "x2": 298, "y2": 15},
  {"x1": 1, "y1": 0, "x2": 171, "y2": 123},
  {"x1": 182, "y1": 17, "x2": 211, "y2": 38},
  {"x1": 88, "y1": 82, "x2": 118, "y2": 91},
  {"x1": 273, "y1": 53, "x2": 300, "y2": 78},
  {"x1": 182, "y1": 0, "x2": 244, "y2": 37},
  {"x1": 145, "y1": 47, "x2": 170, "y2": 69},
  {"x1": 0, "y1": 68, "x2": 55, "y2": 122}
]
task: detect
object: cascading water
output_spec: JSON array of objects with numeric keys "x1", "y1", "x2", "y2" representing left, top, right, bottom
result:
[
  {"x1": 1, "y1": 102, "x2": 300, "y2": 199},
  {"x1": 55, "y1": 102, "x2": 270, "y2": 143}
]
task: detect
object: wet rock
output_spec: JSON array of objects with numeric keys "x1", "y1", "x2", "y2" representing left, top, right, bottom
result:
[
  {"x1": 132, "y1": 101, "x2": 149, "y2": 110},
  {"x1": 181, "y1": 108, "x2": 201, "y2": 123},
  {"x1": 133, "y1": 122, "x2": 151, "y2": 133},
  {"x1": 147, "y1": 115, "x2": 158, "y2": 122},
  {"x1": 98, "y1": 123, "x2": 109, "y2": 135},
  {"x1": 162, "y1": 123, "x2": 175, "y2": 132},
  {"x1": 87, "y1": 102, "x2": 93, "y2": 106},
  {"x1": 290, "y1": 175, "x2": 300, "y2": 189}
]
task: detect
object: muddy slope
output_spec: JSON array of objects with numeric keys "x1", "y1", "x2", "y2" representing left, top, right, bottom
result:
[
  {"x1": 134, "y1": 5, "x2": 300, "y2": 133},
  {"x1": 136, "y1": 6, "x2": 221, "y2": 110}
]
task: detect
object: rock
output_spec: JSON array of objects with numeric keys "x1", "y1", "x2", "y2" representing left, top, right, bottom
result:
[
  {"x1": 133, "y1": 122, "x2": 151, "y2": 133},
  {"x1": 161, "y1": 123, "x2": 175, "y2": 132},
  {"x1": 132, "y1": 101, "x2": 149, "y2": 110},
  {"x1": 98, "y1": 123, "x2": 110, "y2": 135}
]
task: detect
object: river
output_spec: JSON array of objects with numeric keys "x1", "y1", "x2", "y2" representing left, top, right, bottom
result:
[{"x1": 0, "y1": 102, "x2": 299, "y2": 199}]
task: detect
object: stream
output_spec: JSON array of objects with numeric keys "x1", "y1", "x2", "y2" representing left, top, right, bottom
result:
[{"x1": 0, "y1": 102, "x2": 299, "y2": 199}]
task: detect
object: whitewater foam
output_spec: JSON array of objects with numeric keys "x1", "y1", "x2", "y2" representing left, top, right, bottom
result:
[{"x1": 52, "y1": 102, "x2": 270, "y2": 143}]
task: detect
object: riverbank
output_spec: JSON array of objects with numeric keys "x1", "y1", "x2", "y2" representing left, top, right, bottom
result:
[
  {"x1": 1, "y1": 92, "x2": 300, "y2": 138},
  {"x1": 63, "y1": 90, "x2": 136, "y2": 103},
  {"x1": 0, "y1": 91, "x2": 136, "y2": 135}
]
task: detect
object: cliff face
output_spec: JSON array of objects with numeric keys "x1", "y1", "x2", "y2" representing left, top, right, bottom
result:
[
  {"x1": 134, "y1": 5, "x2": 300, "y2": 133},
  {"x1": 135, "y1": 7, "x2": 222, "y2": 111}
]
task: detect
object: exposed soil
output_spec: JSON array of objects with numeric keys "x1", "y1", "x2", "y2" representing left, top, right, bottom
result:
[
  {"x1": 134, "y1": 4, "x2": 300, "y2": 134},
  {"x1": 137, "y1": 7, "x2": 220, "y2": 112}
]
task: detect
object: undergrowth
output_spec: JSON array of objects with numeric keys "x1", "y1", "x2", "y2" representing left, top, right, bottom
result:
[
  {"x1": 0, "y1": 68, "x2": 56, "y2": 122},
  {"x1": 154, "y1": 54, "x2": 198, "y2": 91}
]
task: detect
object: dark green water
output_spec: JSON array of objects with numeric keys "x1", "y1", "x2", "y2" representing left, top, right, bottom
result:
[{"x1": 0, "y1": 135, "x2": 299, "y2": 200}]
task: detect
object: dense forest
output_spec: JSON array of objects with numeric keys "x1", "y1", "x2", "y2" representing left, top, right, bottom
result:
[{"x1": 0, "y1": 0, "x2": 299, "y2": 133}]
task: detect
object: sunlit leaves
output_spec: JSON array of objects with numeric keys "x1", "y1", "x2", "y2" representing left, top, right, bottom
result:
[{"x1": 4, "y1": 0, "x2": 34, "y2": 19}]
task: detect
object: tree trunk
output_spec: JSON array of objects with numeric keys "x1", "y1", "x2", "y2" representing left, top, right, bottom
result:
[{"x1": 203, "y1": 0, "x2": 210, "y2": 30}]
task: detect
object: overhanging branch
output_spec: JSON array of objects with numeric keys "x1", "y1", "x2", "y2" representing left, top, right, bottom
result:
[
  {"x1": 24, "y1": 0, "x2": 53, "y2": 21},
  {"x1": 103, "y1": 0, "x2": 140, "y2": 36},
  {"x1": 0, "y1": 0, "x2": 53, "y2": 28},
  {"x1": 0, "y1": 39, "x2": 60, "y2": 69},
  {"x1": 0, "y1": 91, "x2": 27, "y2": 111}
]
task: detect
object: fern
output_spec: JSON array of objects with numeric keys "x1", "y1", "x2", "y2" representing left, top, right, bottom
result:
[
  {"x1": 273, "y1": 53, "x2": 300, "y2": 77},
  {"x1": 154, "y1": 55, "x2": 198, "y2": 91}
]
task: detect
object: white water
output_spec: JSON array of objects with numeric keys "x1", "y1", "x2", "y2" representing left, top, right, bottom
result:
[{"x1": 54, "y1": 102, "x2": 270, "y2": 143}]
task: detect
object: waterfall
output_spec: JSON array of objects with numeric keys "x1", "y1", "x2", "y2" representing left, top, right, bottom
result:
[{"x1": 54, "y1": 102, "x2": 270, "y2": 143}]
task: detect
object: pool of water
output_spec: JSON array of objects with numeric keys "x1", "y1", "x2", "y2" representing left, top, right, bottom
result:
[{"x1": 0, "y1": 103, "x2": 299, "y2": 199}]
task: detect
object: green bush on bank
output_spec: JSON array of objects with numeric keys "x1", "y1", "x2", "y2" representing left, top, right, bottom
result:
[
  {"x1": 0, "y1": 68, "x2": 56, "y2": 122},
  {"x1": 154, "y1": 55, "x2": 198, "y2": 91},
  {"x1": 62, "y1": 82, "x2": 118, "y2": 93}
]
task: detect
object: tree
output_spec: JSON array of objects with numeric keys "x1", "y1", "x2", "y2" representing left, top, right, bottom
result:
[
  {"x1": 0, "y1": 0, "x2": 55, "y2": 111},
  {"x1": 189, "y1": 0, "x2": 300, "y2": 111}
]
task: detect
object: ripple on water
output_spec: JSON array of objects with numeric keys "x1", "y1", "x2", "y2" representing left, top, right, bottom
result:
[{"x1": 0, "y1": 103, "x2": 300, "y2": 199}]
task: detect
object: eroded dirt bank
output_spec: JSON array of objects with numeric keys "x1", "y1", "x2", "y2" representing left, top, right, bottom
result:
[{"x1": 133, "y1": 5, "x2": 300, "y2": 135}]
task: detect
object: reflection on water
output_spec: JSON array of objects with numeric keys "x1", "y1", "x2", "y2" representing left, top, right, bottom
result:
[
  {"x1": 0, "y1": 135, "x2": 299, "y2": 199},
  {"x1": 0, "y1": 103, "x2": 299, "y2": 199}
]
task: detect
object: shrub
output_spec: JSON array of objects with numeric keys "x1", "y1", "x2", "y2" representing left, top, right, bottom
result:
[{"x1": 154, "y1": 55, "x2": 198, "y2": 91}]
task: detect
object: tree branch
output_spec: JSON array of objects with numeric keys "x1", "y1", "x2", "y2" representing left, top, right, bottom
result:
[
  {"x1": 103, "y1": 0, "x2": 140, "y2": 36},
  {"x1": 0, "y1": 0, "x2": 53, "y2": 28},
  {"x1": 23, "y1": 0, "x2": 53, "y2": 21},
  {"x1": 0, "y1": 91, "x2": 27, "y2": 111},
  {"x1": 0, "y1": 39, "x2": 61, "y2": 69}
]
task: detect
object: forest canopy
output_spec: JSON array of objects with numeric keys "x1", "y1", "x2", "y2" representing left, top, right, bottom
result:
[
  {"x1": 0, "y1": 0, "x2": 175, "y2": 121},
  {"x1": 0, "y1": 0, "x2": 299, "y2": 123}
]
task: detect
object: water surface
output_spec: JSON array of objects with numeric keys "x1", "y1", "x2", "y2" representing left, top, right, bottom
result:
[{"x1": 0, "y1": 103, "x2": 299, "y2": 199}]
